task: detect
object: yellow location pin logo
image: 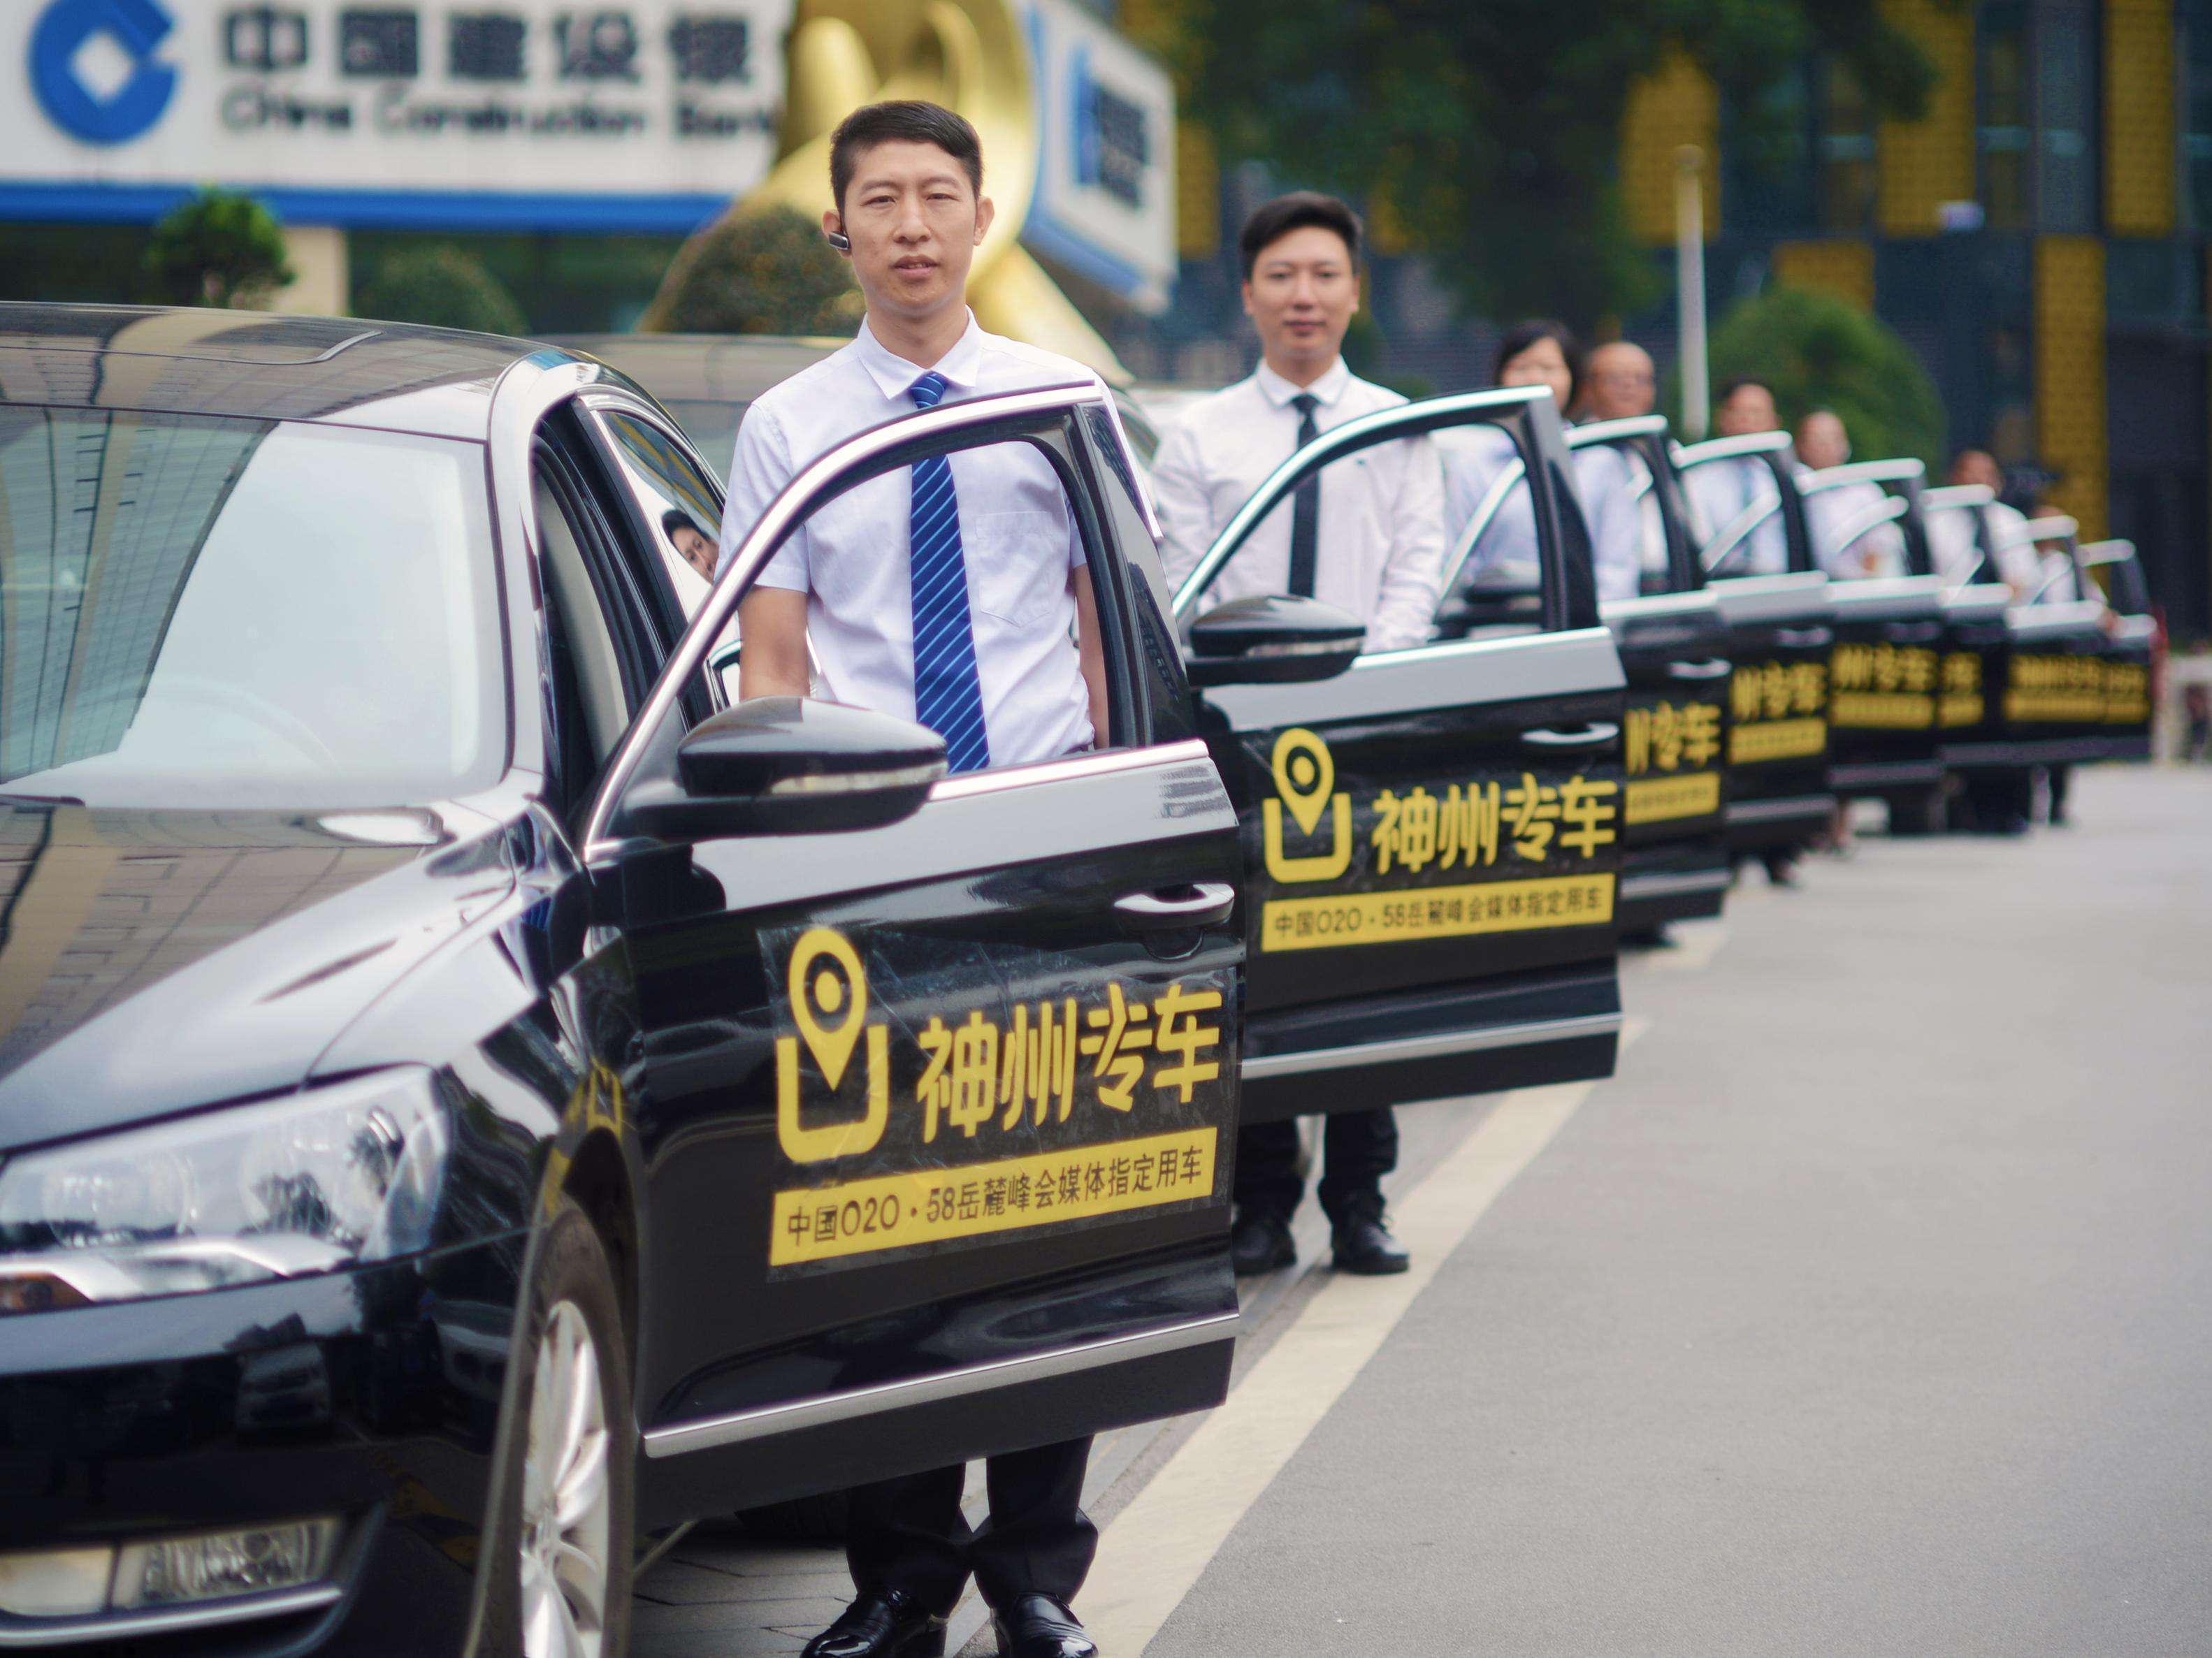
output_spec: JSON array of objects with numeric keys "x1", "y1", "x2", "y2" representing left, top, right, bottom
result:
[
  {"x1": 788, "y1": 927, "x2": 867, "y2": 1090},
  {"x1": 1271, "y1": 729, "x2": 1336, "y2": 837}
]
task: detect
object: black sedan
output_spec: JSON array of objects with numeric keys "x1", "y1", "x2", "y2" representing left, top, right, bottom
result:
[{"x1": 0, "y1": 305, "x2": 1255, "y2": 1656}]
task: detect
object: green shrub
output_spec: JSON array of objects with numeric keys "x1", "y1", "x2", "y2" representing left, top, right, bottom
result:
[
  {"x1": 1697, "y1": 284, "x2": 1946, "y2": 465},
  {"x1": 356, "y1": 245, "x2": 529, "y2": 336},
  {"x1": 646, "y1": 205, "x2": 861, "y2": 335},
  {"x1": 144, "y1": 189, "x2": 294, "y2": 309}
]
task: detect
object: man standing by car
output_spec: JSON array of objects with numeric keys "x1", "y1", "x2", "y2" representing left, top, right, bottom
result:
[
  {"x1": 1795, "y1": 409, "x2": 1903, "y2": 579},
  {"x1": 1579, "y1": 340, "x2": 1657, "y2": 423},
  {"x1": 1150, "y1": 191, "x2": 1445, "y2": 1278},
  {"x1": 725, "y1": 99, "x2": 1110, "y2": 1658},
  {"x1": 1685, "y1": 376, "x2": 1791, "y2": 575}
]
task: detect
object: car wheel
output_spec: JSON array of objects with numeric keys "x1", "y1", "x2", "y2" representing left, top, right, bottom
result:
[{"x1": 482, "y1": 1198, "x2": 635, "y2": 1658}]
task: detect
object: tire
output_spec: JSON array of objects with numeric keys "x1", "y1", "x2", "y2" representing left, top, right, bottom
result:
[
  {"x1": 478, "y1": 1198, "x2": 635, "y2": 1658},
  {"x1": 736, "y1": 1489, "x2": 852, "y2": 1543}
]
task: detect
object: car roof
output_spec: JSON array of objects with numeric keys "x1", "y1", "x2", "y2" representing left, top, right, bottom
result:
[
  {"x1": 0, "y1": 303, "x2": 621, "y2": 440},
  {"x1": 549, "y1": 333, "x2": 846, "y2": 405}
]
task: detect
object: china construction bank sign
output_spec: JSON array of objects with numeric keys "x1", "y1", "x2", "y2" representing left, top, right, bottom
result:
[{"x1": 4, "y1": 0, "x2": 794, "y2": 231}]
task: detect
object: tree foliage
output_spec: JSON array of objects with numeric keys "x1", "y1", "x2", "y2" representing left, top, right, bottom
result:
[
  {"x1": 144, "y1": 189, "x2": 294, "y2": 309},
  {"x1": 646, "y1": 205, "x2": 861, "y2": 335},
  {"x1": 1703, "y1": 284, "x2": 1946, "y2": 463},
  {"x1": 357, "y1": 245, "x2": 530, "y2": 336},
  {"x1": 1159, "y1": 0, "x2": 1941, "y2": 328}
]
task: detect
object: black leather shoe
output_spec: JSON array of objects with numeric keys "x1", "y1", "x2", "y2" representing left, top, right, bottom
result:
[
  {"x1": 801, "y1": 1589, "x2": 948, "y2": 1658},
  {"x1": 1331, "y1": 1214, "x2": 1410, "y2": 1275},
  {"x1": 990, "y1": 1593, "x2": 1098, "y2": 1658},
  {"x1": 1229, "y1": 1212, "x2": 1294, "y2": 1275}
]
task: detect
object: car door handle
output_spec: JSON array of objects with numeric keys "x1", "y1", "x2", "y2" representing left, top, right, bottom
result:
[
  {"x1": 1115, "y1": 882, "x2": 1236, "y2": 931},
  {"x1": 1665, "y1": 657, "x2": 1733, "y2": 681},
  {"x1": 1775, "y1": 627, "x2": 1831, "y2": 648},
  {"x1": 1521, "y1": 722, "x2": 1619, "y2": 748}
]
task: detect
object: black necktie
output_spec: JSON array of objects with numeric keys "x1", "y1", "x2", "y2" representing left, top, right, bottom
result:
[{"x1": 1288, "y1": 392, "x2": 1320, "y2": 598}]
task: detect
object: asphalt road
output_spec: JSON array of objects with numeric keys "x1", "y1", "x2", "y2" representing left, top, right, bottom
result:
[
  {"x1": 636, "y1": 765, "x2": 2212, "y2": 1657},
  {"x1": 1145, "y1": 764, "x2": 2212, "y2": 1657}
]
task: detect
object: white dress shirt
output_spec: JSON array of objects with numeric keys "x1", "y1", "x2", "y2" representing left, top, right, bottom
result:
[
  {"x1": 722, "y1": 312, "x2": 1099, "y2": 766},
  {"x1": 1684, "y1": 455, "x2": 1790, "y2": 575},
  {"x1": 1438, "y1": 422, "x2": 1643, "y2": 602},
  {"x1": 1150, "y1": 357, "x2": 1446, "y2": 653},
  {"x1": 1927, "y1": 499, "x2": 2038, "y2": 591},
  {"x1": 1801, "y1": 476, "x2": 1904, "y2": 579}
]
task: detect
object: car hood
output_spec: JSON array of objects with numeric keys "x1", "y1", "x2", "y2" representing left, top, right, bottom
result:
[{"x1": 0, "y1": 802, "x2": 516, "y2": 1152}]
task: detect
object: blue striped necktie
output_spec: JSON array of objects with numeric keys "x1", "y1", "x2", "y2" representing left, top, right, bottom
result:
[{"x1": 905, "y1": 371, "x2": 990, "y2": 772}]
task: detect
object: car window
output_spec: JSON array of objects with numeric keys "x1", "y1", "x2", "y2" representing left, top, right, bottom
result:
[
  {"x1": 533, "y1": 464, "x2": 631, "y2": 773},
  {"x1": 592, "y1": 409, "x2": 726, "y2": 621},
  {"x1": 1682, "y1": 456, "x2": 1789, "y2": 576},
  {"x1": 1189, "y1": 419, "x2": 1456, "y2": 655},
  {"x1": 704, "y1": 415, "x2": 1129, "y2": 771},
  {"x1": 1802, "y1": 477, "x2": 1909, "y2": 579},
  {"x1": 1436, "y1": 427, "x2": 1628, "y2": 617},
  {"x1": 0, "y1": 406, "x2": 503, "y2": 810}
]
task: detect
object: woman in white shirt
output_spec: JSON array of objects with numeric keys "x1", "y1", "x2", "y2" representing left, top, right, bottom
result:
[{"x1": 1440, "y1": 320, "x2": 1643, "y2": 605}]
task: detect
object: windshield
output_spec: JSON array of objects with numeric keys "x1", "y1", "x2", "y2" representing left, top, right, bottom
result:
[{"x1": 0, "y1": 407, "x2": 504, "y2": 809}]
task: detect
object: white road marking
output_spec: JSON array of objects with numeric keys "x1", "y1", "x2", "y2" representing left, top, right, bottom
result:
[{"x1": 1083, "y1": 1026, "x2": 1644, "y2": 1654}]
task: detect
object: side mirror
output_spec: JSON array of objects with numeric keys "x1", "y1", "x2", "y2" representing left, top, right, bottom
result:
[
  {"x1": 1186, "y1": 594, "x2": 1364, "y2": 687},
  {"x1": 624, "y1": 699, "x2": 946, "y2": 838}
]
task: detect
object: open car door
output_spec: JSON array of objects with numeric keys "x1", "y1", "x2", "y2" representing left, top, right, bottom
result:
[
  {"x1": 1916, "y1": 483, "x2": 2023, "y2": 787},
  {"x1": 1795, "y1": 458, "x2": 1951, "y2": 832},
  {"x1": 1172, "y1": 388, "x2": 1624, "y2": 1123},
  {"x1": 577, "y1": 384, "x2": 1247, "y2": 1520},
  {"x1": 2081, "y1": 539, "x2": 2156, "y2": 761},
  {"x1": 1670, "y1": 432, "x2": 1837, "y2": 859},
  {"x1": 1559, "y1": 416, "x2": 1733, "y2": 932},
  {"x1": 2000, "y1": 514, "x2": 2115, "y2": 766}
]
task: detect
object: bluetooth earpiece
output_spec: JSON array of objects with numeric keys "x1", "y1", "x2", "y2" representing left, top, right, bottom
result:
[{"x1": 825, "y1": 229, "x2": 851, "y2": 253}]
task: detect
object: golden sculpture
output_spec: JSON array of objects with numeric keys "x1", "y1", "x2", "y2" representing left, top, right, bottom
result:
[{"x1": 641, "y1": 0, "x2": 1129, "y2": 381}]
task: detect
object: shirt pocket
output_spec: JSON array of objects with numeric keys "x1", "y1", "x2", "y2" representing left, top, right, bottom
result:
[{"x1": 962, "y1": 509, "x2": 1067, "y2": 627}]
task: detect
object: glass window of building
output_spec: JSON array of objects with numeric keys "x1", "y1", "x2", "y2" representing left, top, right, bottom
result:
[
  {"x1": 2184, "y1": 0, "x2": 2212, "y2": 227},
  {"x1": 1723, "y1": 61, "x2": 1817, "y2": 233},
  {"x1": 2035, "y1": 0, "x2": 2097, "y2": 231},
  {"x1": 1979, "y1": 2, "x2": 2033, "y2": 229},
  {"x1": 1819, "y1": 61, "x2": 1879, "y2": 231}
]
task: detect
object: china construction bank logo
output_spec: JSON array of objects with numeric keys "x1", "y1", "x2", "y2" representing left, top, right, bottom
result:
[{"x1": 31, "y1": 0, "x2": 179, "y2": 145}]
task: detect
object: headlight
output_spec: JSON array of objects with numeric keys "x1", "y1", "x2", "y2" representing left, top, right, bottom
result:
[{"x1": 0, "y1": 1070, "x2": 449, "y2": 1316}]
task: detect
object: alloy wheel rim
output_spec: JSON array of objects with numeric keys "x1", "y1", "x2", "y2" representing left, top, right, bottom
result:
[{"x1": 519, "y1": 1300, "x2": 612, "y2": 1658}]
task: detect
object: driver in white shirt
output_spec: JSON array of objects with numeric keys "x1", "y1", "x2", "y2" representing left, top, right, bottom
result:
[
  {"x1": 1150, "y1": 196, "x2": 1445, "y2": 657},
  {"x1": 1684, "y1": 377, "x2": 1791, "y2": 576},
  {"x1": 1149, "y1": 192, "x2": 1443, "y2": 1281},
  {"x1": 724, "y1": 99, "x2": 1113, "y2": 1658}
]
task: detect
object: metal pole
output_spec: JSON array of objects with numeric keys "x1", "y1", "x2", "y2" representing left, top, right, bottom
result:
[{"x1": 1675, "y1": 145, "x2": 1709, "y2": 440}]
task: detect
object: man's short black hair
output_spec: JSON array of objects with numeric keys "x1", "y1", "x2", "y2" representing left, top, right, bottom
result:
[
  {"x1": 1493, "y1": 319, "x2": 1584, "y2": 407},
  {"x1": 1716, "y1": 375, "x2": 1776, "y2": 406},
  {"x1": 1238, "y1": 191, "x2": 1363, "y2": 280},
  {"x1": 661, "y1": 508, "x2": 706, "y2": 542},
  {"x1": 829, "y1": 101, "x2": 983, "y2": 213}
]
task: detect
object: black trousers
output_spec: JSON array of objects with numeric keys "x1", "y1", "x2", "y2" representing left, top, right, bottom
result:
[
  {"x1": 1233, "y1": 1107, "x2": 1398, "y2": 1227},
  {"x1": 846, "y1": 1437, "x2": 1096, "y2": 1615}
]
